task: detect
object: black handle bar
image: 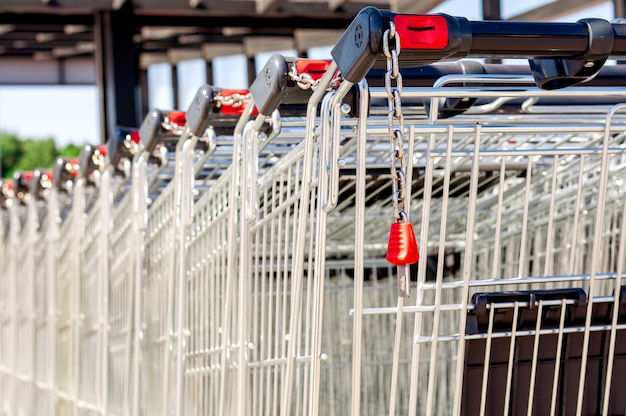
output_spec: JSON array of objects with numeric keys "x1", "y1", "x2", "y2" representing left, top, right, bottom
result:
[{"x1": 332, "y1": 7, "x2": 626, "y2": 89}]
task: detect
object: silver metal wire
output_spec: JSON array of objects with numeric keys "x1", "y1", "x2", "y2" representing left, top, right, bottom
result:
[{"x1": 1, "y1": 64, "x2": 626, "y2": 416}]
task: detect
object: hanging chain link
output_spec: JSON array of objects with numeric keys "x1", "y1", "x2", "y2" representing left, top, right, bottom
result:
[
  {"x1": 93, "y1": 146, "x2": 107, "y2": 169},
  {"x1": 162, "y1": 120, "x2": 184, "y2": 135},
  {"x1": 213, "y1": 92, "x2": 252, "y2": 109},
  {"x1": 288, "y1": 65, "x2": 343, "y2": 91},
  {"x1": 288, "y1": 65, "x2": 319, "y2": 90},
  {"x1": 383, "y1": 22, "x2": 409, "y2": 224},
  {"x1": 124, "y1": 135, "x2": 140, "y2": 156},
  {"x1": 384, "y1": 22, "x2": 416, "y2": 298},
  {"x1": 162, "y1": 113, "x2": 186, "y2": 135}
]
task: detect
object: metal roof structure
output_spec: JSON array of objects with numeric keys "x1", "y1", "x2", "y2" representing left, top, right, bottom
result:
[{"x1": 0, "y1": 0, "x2": 624, "y2": 141}]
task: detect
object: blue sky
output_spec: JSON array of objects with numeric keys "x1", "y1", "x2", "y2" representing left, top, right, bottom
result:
[{"x1": 0, "y1": 0, "x2": 615, "y2": 147}]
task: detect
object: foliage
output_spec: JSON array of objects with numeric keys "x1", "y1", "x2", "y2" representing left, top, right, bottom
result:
[
  {"x1": 14, "y1": 138, "x2": 58, "y2": 173},
  {"x1": 0, "y1": 133, "x2": 82, "y2": 179},
  {"x1": 58, "y1": 143, "x2": 82, "y2": 158},
  {"x1": 0, "y1": 134, "x2": 23, "y2": 178}
]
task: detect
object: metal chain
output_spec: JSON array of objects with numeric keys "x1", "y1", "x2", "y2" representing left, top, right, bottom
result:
[
  {"x1": 383, "y1": 22, "x2": 408, "y2": 224},
  {"x1": 162, "y1": 123, "x2": 184, "y2": 136},
  {"x1": 124, "y1": 135, "x2": 140, "y2": 155},
  {"x1": 288, "y1": 65, "x2": 343, "y2": 91},
  {"x1": 93, "y1": 147, "x2": 107, "y2": 169},
  {"x1": 214, "y1": 92, "x2": 251, "y2": 108},
  {"x1": 288, "y1": 65, "x2": 319, "y2": 90},
  {"x1": 162, "y1": 117, "x2": 185, "y2": 135},
  {"x1": 384, "y1": 23, "x2": 414, "y2": 298}
]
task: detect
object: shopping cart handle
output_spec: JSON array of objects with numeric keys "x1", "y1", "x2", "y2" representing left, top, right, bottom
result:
[
  {"x1": 332, "y1": 7, "x2": 470, "y2": 84},
  {"x1": 185, "y1": 85, "x2": 217, "y2": 137},
  {"x1": 107, "y1": 126, "x2": 139, "y2": 170},
  {"x1": 332, "y1": 7, "x2": 626, "y2": 88},
  {"x1": 12, "y1": 171, "x2": 33, "y2": 203},
  {"x1": 140, "y1": 109, "x2": 165, "y2": 154},
  {"x1": 0, "y1": 180, "x2": 11, "y2": 207},
  {"x1": 29, "y1": 169, "x2": 53, "y2": 200},
  {"x1": 78, "y1": 144, "x2": 105, "y2": 181},
  {"x1": 465, "y1": 288, "x2": 588, "y2": 334},
  {"x1": 52, "y1": 157, "x2": 79, "y2": 191},
  {"x1": 250, "y1": 55, "x2": 335, "y2": 116},
  {"x1": 185, "y1": 86, "x2": 255, "y2": 136},
  {"x1": 251, "y1": 55, "x2": 298, "y2": 116},
  {"x1": 250, "y1": 54, "x2": 291, "y2": 116},
  {"x1": 474, "y1": 288, "x2": 587, "y2": 312}
]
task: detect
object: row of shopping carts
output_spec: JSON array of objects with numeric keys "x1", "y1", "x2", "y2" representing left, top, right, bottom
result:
[{"x1": 1, "y1": 7, "x2": 626, "y2": 415}]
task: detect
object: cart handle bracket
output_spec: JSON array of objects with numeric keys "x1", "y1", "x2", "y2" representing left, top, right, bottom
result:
[
  {"x1": 332, "y1": 8, "x2": 471, "y2": 84},
  {"x1": 530, "y1": 18, "x2": 614, "y2": 90},
  {"x1": 250, "y1": 54, "x2": 338, "y2": 117},
  {"x1": 332, "y1": 8, "x2": 626, "y2": 88}
]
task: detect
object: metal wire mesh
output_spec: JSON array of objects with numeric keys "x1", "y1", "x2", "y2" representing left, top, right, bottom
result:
[{"x1": 0, "y1": 62, "x2": 625, "y2": 416}]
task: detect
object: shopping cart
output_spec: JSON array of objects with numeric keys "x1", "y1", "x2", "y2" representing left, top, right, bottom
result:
[
  {"x1": 132, "y1": 106, "x2": 185, "y2": 416},
  {"x1": 26, "y1": 170, "x2": 56, "y2": 416},
  {"x1": 137, "y1": 86, "x2": 258, "y2": 416},
  {"x1": 76, "y1": 144, "x2": 110, "y2": 415},
  {"x1": 317, "y1": 8, "x2": 626, "y2": 415},
  {"x1": 134, "y1": 108, "x2": 181, "y2": 416},
  {"x1": 105, "y1": 128, "x2": 141, "y2": 416},
  {"x1": 0, "y1": 180, "x2": 12, "y2": 416},
  {"x1": 178, "y1": 87, "x2": 254, "y2": 416},
  {"x1": 8, "y1": 172, "x2": 38, "y2": 416},
  {"x1": 54, "y1": 156, "x2": 85, "y2": 415},
  {"x1": 2, "y1": 170, "x2": 55, "y2": 416},
  {"x1": 179, "y1": 55, "x2": 350, "y2": 416}
]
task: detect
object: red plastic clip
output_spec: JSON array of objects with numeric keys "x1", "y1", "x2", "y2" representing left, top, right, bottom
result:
[
  {"x1": 394, "y1": 15, "x2": 449, "y2": 50},
  {"x1": 219, "y1": 89, "x2": 259, "y2": 116},
  {"x1": 69, "y1": 159, "x2": 79, "y2": 177},
  {"x1": 386, "y1": 222, "x2": 419, "y2": 266},
  {"x1": 295, "y1": 60, "x2": 331, "y2": 81},
  {"x1": 97, "y1": 145, "x2": 107, "y2": 158},
  {"x1": 129, "y1": 130, "x2": 141, "y2": 144},
  {"x1": 167, "y1": 111, "x2": 187, "y2": 126},
  {"x1": 23, "y1": 171, "x2": 33, "y2": 182}
]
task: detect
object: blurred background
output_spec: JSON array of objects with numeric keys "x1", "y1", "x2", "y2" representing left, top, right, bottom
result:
[{"x1": 0, "y1": 0, "x2": 619, "y2": 178}]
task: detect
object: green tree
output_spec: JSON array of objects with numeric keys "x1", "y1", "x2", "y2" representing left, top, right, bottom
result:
[
  {"x1": 14, "y1": 138, "x2": 58, "y2": 173},
  {"x1": 58, "y1": 143, "x2": 82, "y2": 158},
  {"x1": 0, "y1": 134, "x2": 85, "y2": 178},
  {"x1": 0, "y1": 134, "x2": 24, "y2": 178}
]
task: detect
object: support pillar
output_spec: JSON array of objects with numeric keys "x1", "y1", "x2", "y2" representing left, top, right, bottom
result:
[
  {"x1": 482, "y1": 0, "x2": 501, "y2": 20},
  {"x1": 171, "y1": 63, "x2": 180, "y2": 110},
  {"x1": 94, "y1": 1, "x2": 140, "y2": 142},
  {"x1": 138, "y1": 68, "x2": 150, "y2": 120},
  {"x1": 482, "y1": 0, "x2": 502, "y2": 64},
  {"x1": 206, "y1": 60, "x2": 214, "y2": 86},
  {"x1": 247, "y1": 56, "x2": 256, "y2": 87},
  {"x1": 615, "y1": 0, "x2": 626, "y2": 18}
]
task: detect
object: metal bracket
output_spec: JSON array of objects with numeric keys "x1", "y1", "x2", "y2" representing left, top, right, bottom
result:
[
  {"x1": 78, "y1": 144, "x2": 105, "y2": 184},
  {"x1": 107, "y1": 126, "x2": 138, "y2": 175},
  {"x1": 139, "y1": 109, "x2": 165, "y2": 154},
  {"x1": 29, "y1": 169, "x2": 52, "y2": 201},
  {"x1": 473, "y1": 287, "x2": 588, "y2": 314},
  {"x1": 12, "y1": 171, "x2": 32, "y2": 204},
  {"x1": 249, "y1": 54, "x2": 292, "y2": 116},
  {"x1": 331, "y1": 8, "x2": 471, "y2": 84},
  {"x1": 52, "y1": 157, "x2": 78, "y2": 192},
  {"x1": 186, "y1": 84, "x2": 217, "y2": 137},
  {"x1": 530, "y1": 18, "x2": 614, "y2": 90}
]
